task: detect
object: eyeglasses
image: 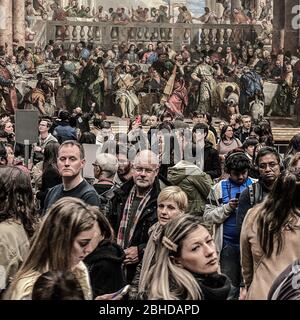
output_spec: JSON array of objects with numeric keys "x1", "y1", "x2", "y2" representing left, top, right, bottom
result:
[
  {"x1": 92, "y1": 163, "x2": 101, "y2": 168},
  {"x1": 133, "y1": 167, "x2": 157, "y2": 174},
  {"x1": 258, "y1": 162, "x2": 279, "y2": 170}
]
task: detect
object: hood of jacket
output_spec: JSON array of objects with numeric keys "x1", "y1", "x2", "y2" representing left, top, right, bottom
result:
[{"x1": 167, "y1": 160, "x2": 205, "y2": 185}]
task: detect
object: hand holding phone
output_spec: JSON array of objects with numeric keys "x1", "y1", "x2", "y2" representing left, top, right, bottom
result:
[
  {"x1": 111, "y1": 285, "x2": 131, "y2": 299},
  {"x1": 229, "y1": 198, "x2": 239, "y2": 210},
  {"x1": 235, "y1": 192, "x2": 241, "y2": 200}
]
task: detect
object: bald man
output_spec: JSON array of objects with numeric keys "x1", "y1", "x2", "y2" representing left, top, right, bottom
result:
[{"x1": 108, "y1": 150, "x2": 162, "y2": 283}]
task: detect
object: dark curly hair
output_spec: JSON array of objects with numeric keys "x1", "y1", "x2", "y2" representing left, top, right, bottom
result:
[{"x1": 224, "y1": 149, "x2": 250, "y2": 173}]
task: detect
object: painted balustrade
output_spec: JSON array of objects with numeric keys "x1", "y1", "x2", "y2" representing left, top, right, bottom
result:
[{"x1": 46, "y1": 20, "x2": 261, "y2": 50}]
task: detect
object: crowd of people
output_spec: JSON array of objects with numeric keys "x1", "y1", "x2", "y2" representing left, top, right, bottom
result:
[
  {"x1": 2, "y1": 0, "x2": 300, "y2": 302},
  {"x1": 1, "y1": 101, "x2": 300, "y2": 300},
  {"x1": 1, "y1": 35, "x2": 299, "y2": 120}
]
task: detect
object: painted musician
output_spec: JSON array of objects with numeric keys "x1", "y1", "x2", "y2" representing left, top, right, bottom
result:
[
  {"x1": 144, "y1": 68, "x2": 166, "y2": 93},
  {"x1": 191, "y1": 56, "x2": 218, "y2": 115},
  {"x1": 113, "y1": 64, "x2": 140, "y2": 119}
]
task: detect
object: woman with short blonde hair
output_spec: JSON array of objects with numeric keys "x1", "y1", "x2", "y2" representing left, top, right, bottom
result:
[
  {"x1": 157, "y1": 186, "x2": 188, "y2": 213},
  {"x1": 129, "y1": 186, "x2": 188, "y2": 299}
]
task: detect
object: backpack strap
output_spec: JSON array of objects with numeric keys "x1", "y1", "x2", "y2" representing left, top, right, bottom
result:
[
  {"x1": 248, "y1": 184, "x2": 255, "y2": 206},
  {"x1": 254, "y1": 182, "x2": 263, "y2": 204},
  {"x1": 98, "y1": 185, "x2": 117, "y2": 203}
]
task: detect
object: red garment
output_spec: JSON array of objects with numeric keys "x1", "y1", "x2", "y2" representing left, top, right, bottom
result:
[
  {"x1": 166, "y1": 79, "x2": 188, "y2": 117},
  {"x1": 0, "y1": 66, "x2": 18, "y2": 114},
  {"x1": 211, "y1": 52, "x2": 222, "y2": 63}
]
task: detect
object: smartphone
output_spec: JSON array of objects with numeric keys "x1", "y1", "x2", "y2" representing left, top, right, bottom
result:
[
  {"x1": 235, "y1": 192, "x2": 241, "y2": 200},
  {"x1": 111, "y1": 285, "x2": 131, "y2": 298}
]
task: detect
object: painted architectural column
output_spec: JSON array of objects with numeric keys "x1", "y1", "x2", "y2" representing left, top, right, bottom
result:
[
  {"x1": 284, "y1": 0, "x2": 300, "y2": 53},
  {"x1": 231, "y1": 0, "x2": 242, "y2": 10},
  {"x1": 13, "y1": 0, "x2": 25, "y2": 47},
  {"x1": 61, "y1": 0, "x2": 69, "y2": 8},
  {"x1": 87, "y1": 0, "x2": 95, "y2": 7},
  {"x1": 205, "y1": 0, "x2": 216, "y2": 11},
  {"x1": 0, "y1": 0, "x2": 13, "y2": 54},
  {"x1": 272, "y1": 0, "x2": 285, "y2": 51}
]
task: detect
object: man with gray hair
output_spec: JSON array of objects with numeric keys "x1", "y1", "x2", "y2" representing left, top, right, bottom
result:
[
  {"x1": 108, "y1": 150, "x2": 162, "y2": 283},
  {"x1": 93, "y1": 153, "x2": 118, "y2": 195}
]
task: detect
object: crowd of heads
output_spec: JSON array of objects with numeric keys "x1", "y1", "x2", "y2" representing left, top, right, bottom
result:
[{"x1": 3, "y1": 0, "x2": 300, "y2": 302}]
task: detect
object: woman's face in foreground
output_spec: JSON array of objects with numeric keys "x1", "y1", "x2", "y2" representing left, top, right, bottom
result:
[{"x1": 176, "y1": 225, "x2": 218, "y2": 275}]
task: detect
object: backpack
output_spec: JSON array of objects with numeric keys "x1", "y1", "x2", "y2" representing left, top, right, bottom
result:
[
  {"x1": 98, "y1": 185, "x2": 118, "y2": 218},
  {"x1": 248, "y1": 182, "x2": 264, "y2": 206}
]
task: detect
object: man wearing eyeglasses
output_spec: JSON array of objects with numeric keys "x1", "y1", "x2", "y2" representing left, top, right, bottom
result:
[
  {"x1": 107, "y1": 150, "x2": 162, "y2": 283},
  {"x1": 237, "y1": 147, "x2": 282, "y2": 232},
  {"x1": 237, "y1": 147, "x2": 282, "y2": 300}
]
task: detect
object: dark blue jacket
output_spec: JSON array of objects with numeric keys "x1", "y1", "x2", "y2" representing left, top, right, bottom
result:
[{"x1": 53, "y1": 121, "x2": 77, "y2": 143}]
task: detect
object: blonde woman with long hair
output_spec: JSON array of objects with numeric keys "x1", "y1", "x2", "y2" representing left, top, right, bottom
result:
[
  {"x1": 5, "y1": 197, "x2": 102, "y2": 300},
  {"x1": 140, "y1": 215, "x2": 231, "y2": 300}
]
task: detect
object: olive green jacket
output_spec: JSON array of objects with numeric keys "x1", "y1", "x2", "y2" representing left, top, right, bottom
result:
[{"x1": 167, "y1": 161, "x2": 213, "y2": 216}]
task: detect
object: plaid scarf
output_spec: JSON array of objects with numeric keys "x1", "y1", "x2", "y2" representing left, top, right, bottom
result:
[{"x1": 117, "y1": 185, "x2": 152, "y2": 249}]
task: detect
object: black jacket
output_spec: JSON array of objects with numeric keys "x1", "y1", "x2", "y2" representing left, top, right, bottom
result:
[
  {"x1": 139, "y1": 272, "x2": 231, "y2": 300},
  {"x1": 108, "y1": 178, "x2": 162, "y2": 283},
  {"x1": 234, "y1": 127, "x2": 251, "y2": 144},
  {"x1": 36, "y1": 165, "x2": 62, "y2": 211},
  {"x1": 71, "y1": 114, "x2": 90, "y2": 133},
  {"x1": 190, "y1": 141, "x2": 222, "y2": 180},
  {"x1": 194, "y1": 273, "x2": 231, "y2": 300},
  {"x1": 84, "y1": 240, "x2": 125, "y2": 297},
  {"x1": 203, "y1": 141, "x2": 222, "y2": 179}
]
